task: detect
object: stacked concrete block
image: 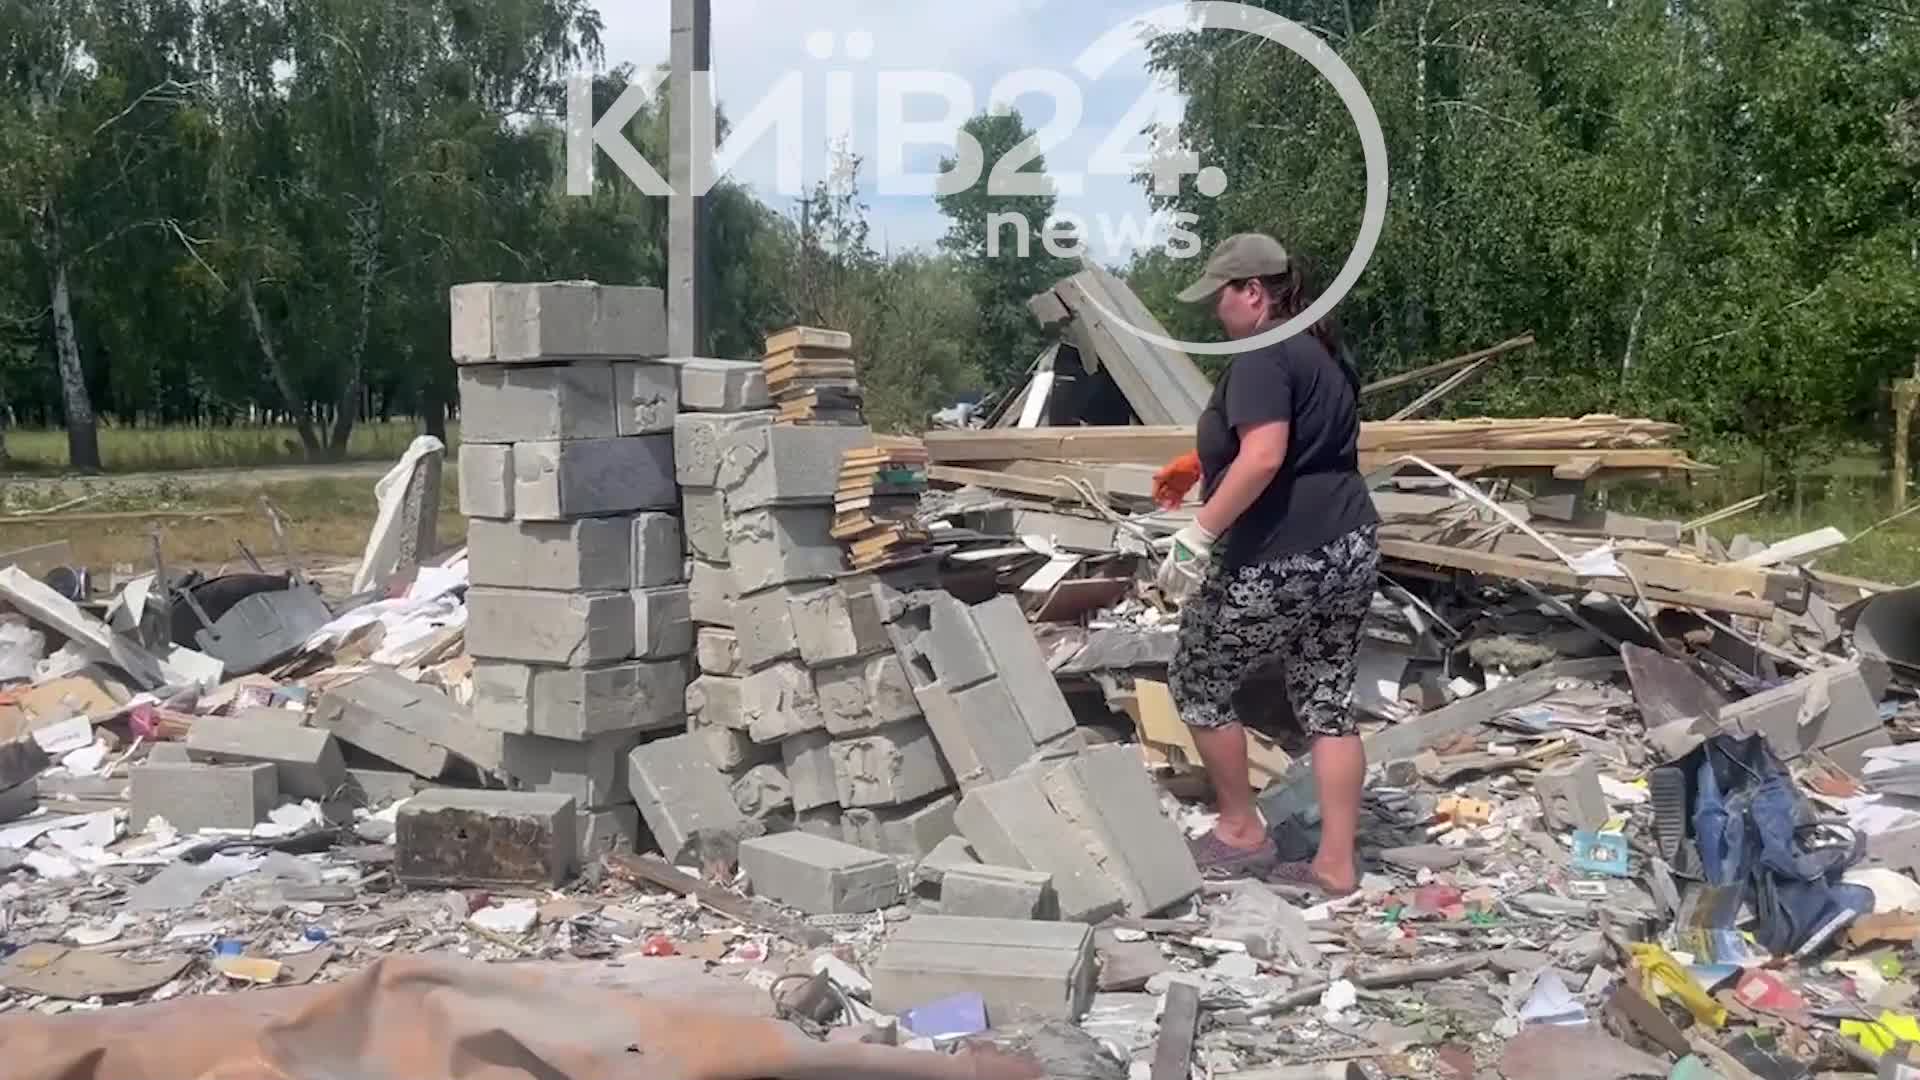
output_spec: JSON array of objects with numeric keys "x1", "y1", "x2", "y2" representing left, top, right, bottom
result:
[{"x1": 455, "y1": 281, "x2": 686, "y2": 850}]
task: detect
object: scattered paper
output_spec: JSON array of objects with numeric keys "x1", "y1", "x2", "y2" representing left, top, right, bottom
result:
[
  {"x1": 31, "y1": 717, "x2": 93, "y2": 755},
  {"x1": 1519, "y1": 971, "x2": 1588, "y2": 1026}
]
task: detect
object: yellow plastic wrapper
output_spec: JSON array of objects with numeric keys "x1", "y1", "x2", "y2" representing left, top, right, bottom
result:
[
  {"x1": 1841, "y1": 1010, "x2": 1920, "y2": 1056},
  {"x1": 1629, "y1": 943, "x2": 1728, "y2": 1028}
]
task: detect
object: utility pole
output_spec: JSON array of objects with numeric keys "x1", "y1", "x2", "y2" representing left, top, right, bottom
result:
[{"x1": 668, "y1": 0, "x2": 711, "y2": 358}]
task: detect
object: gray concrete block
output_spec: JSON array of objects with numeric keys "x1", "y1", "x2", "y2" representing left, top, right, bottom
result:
[
  {"x1": 688, "y1": 560, "x2": 739, "y2": 627},
  {"x1": 578, "y1": 804, "x2": 640, "y2": 864},
  {"x1": 469, "y1": 282, "x2": 665, "y2": 363},
  {"x1": 955, "y1": 772, "x2": 1124, "y2": 923},
  {"x1": 819, "y1": 653, "x2": 922, "y2": 736},
  {"x1": 469, "y1": 518, "x2": 633, "y2": 591},
  {"x1": 686, "y1": 674, "x2": 745, "y2": 729},
  {"x1": 796, "y1": 805, "x2": 843, "y2": 840},
  {"x1": 927, "y1": 680, "x2": 1037, "y2": 790},
  {"x1": 739, "y1": 831, "x2": 900, "y2": 914},
  {"x1": 513, "y1": 436, "x2": 677, "y2": 520},
  {"x1": 1720, "y1": 660, "x2": 1882, "y2": 760},
  {"x1": 731, "y1": 763, "x2": 793, "y2": 821},
  {"x1": 131, "y1": 762, "x2": 276, "y2": 832},
  {"x1": 632, "y1": 513, "x2": 685, "y2": 588},
  {"x1": 1009, "y1": 509, "x2": 1118, "y2": 553},
  {"x1": 725, "y1": 507, "x2": 842, "y2": 593},
  {"x1": 147, "y1": 742, "x2": 192, "y2": 764},
  {"x1": 473, "y1": 661, "x2": 534, "y2": 734},
  {"x1": 696, "y1": 628, "x2": 740, "y2": 675},
  {"x1": 843, "y1": 793, "x2": 960, "y2": 861},
  {"x1": 633, "y1": 585, "x2": 693, "y2": 659},
  {"x1": 792, "y1": 584, "x2": 889, "y2": 667},
  {"x1": 503, "y1": 728, "x2": 641, "y2": 808},
  {"x1": 678, "y1": 358, "x2": 770, "y2": 412},
  {"x1": 186, "y1": 710, "x2": 348, "y2": 802},
  {"x1": 346, "y1": 768, "x2": 423, "y2": 807},
  {"x1": 467, "y1": 588, "x2": 635, "y2": 667},
  {"x1": 742, "y1": 662, "x2": 823, "y2": 743},
  {"x1": 717, "y1": 423, "x2": 875, "y2": 511},
  {"x1": 530, "y1": 660, "x2": 686, "y2": 739},
  {"x1": 831, "y1": 720, "x2": 954, "y2": 808},
  {"x1": 1535, "y1": 758, "x2": 1609, "y2": 832},
  {"x1": 458, "y1": 443, "x2": 514, "y2": 519},
  {"x1": 628, "y1": 733, "x2": 753, "y2": 864},
  {"x1": 614, "y1": 361, "x2": 679, "y2": 435},
  {"x1": 735, "y1": 584, "x2": 806, "y2": 668},
  {"x1": 969, "y1": 596, "x2": 1078, "y2": 745},
  {"x1": 396, "y1": 788, "x2": 577, "y2": 887},
  {"x1": 450, "y1": 282, "x2": 498, "y2": 363},
  {"x1": 870, "y1": 916, "x2": 1096, "y2": 1023},
  {"x1": 942, "y1": 864, "x2": 1056, "y2": 920},
  {"x1": 682, "y1": 488, "x2": 730, "y2": 563},
  {"x1": 782, "y1": 729, "x2": 838, "y2": 812},
  {"x1": 675, "y1": 411, "x2": 773, "y2": 488},
  {"x1": 1036, "y1": 746, "x2": 1201, "y2": 917},
  {"x1": 915, "y1": 835, "x2": 980, "y2": 887},
  {"x1": 311, "y1": 674, "x2": 452, "y2": 779},
  {"x1": 457, "y1": 363, "x2": 619, "y2": 442},
  {"x1": 688, "y1": 709, "x2": 775, "y2": 771},
  {"x1": 924, "y1": 594, "x2": 995, "y2": 689}
]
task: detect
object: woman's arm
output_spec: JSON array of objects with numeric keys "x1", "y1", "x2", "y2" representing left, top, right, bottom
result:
[{"x1": 1196, "y1": 421, "x2": 1289, "y2": 536}]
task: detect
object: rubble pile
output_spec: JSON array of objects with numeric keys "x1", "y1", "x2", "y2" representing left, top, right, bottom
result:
[{"x1": 2, "y1": 279, "x2": 1919, "y2": 1080}]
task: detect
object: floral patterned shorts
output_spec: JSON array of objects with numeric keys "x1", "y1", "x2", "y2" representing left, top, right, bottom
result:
[{"x1": 1169, "y1": 524, "x2": 1379, "y2": 738}]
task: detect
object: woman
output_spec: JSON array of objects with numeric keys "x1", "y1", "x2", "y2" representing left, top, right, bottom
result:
[{"x1": 1160, "y1": 232, "x2": 1380, "y2": 894}]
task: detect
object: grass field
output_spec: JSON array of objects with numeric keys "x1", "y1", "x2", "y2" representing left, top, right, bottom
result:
[{"x1": 3, "y1": 420, "x2": 441, "y2": 473}]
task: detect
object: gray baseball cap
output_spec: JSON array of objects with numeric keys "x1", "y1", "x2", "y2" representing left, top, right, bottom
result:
[{"x1": 1176, "y1": 233, "x2": 1292, "y2": 303}]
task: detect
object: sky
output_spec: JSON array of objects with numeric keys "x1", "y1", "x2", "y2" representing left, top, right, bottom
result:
[{"x1": 593, "y1": 1, "x2": 1193, "y2": 260}]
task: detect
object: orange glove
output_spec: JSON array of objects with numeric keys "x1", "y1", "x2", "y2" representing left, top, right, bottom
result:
[{"x1": 1152, "y1": 451, "x2": 1203, "y2": 510}]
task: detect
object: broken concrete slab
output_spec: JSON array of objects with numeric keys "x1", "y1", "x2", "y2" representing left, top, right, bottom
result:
[
  {"x1": 942, "y1": 864, "x2": 1057, "y2": 921},
  {"x1": 632, "y1": 585, "x2": 693, "y2": 659},
  {"x1": 630, "y1": 512, "x2": 685, "y2": 589},
  {"x1": 830, "y1": 720, "x2": 954, "y2": 808},
  {"x1": 456, "y1": 362, "x2": 620, "y2": 443},
  {"x1": 781, "y1": 729, "x2": 838, "y2": 812},
  {"x1": 696, "y1": 628, "x2": 741, "y2": 676},
  {"x1": 739, "y1": 831, "x2": 900, "y2": 915},
  {"x1": 1034, "y1": 746, "x2": 1200, "y2": 917},
  {"x1": 686, "y1": 674, "x2": 745, "y2": 730},
  {"x1": 725, "y1": 507, "x2": 842, "y2": 594},
  {"x1": 467, "y1": 517, "x2": 633, "y2": 591},
  {"x1": 674, "y1": 411, "x2": 774, "y2": 488},
  {"x1": 628, "y1": 734, "x2": 753, "y2": 865},
  {"x1": 1719, "y1": 660, "x2": 1881, "y2": 760},
  {"x1": 466, "y1": 588, "x2": 635, "y2": 667},
  {"x1": 915, "y1": 835, "x2": 980, "y2": 886},
  {"x1": 130, "y1": 762, "x2": 276, "y2": 832},
  {"x1": 842, "y1": 793, "x2": 960, "y2": 861},
  {"x1": 513, "y1": 436, "x2": 677, "y2": 521},
  {"x1": 312, "y1": 671, "x2": 498, "y2": 778},
  {"x1": 614, "y1": 360, "x2": 679, "y2": 435},
  {"x1": 455, "y1": 282, "x2": 666, "y2": 363},
  {"x1": 742, "y1": 662, "x2": 824, "y2": 743},
  {"x1": 730, "y1": 763, "x2": 793, "y2": 821},
  {"x1": 870, "y1": 916, "x2": 1096, "y2": 1023},
  {"x1": 922, "y1": 594, "x2": 996, "y2": 689},
  {"x1": 1536, "y1": 758, "x2": 1609, "y2": 832},
  {"x1": 717, "y1": 423, "x2": 875, "y2": 511},
  {"x1": 186, "y1": 710, "x2": 347, "y2": 801},
  {"x1": 458, "y1": 443, "x2": 514, "y2": 519},
  {"x1": 678, "y1": 358, "x2": 770, "y2": 412},
  {"x1": 529, "y1": 661, "x2": 685, "y2": 740},
  {"x1": 396, "y1": 788, "x2": 577, "y2": 887},
  {"x1": 0, "y1": 779, "x2": 37, "y2": 825},
  {"x1": 502, "y1": 728, "x2": 641, "y2": 808},
  {"x1": 682, "y1": 488, "x2": 729, "y2": 564},
  {"x1": 955, "y1": 771, "x2": 1125, "y2": 924},
  {"x1": 818, "y1": 653, "x2": 922, "y2": 736},
  {"x1": 345, "y1": 768, "x2": 422, "y2": 807},
  {"x1": 796, "y1": 805, "x2": 843, "y2": 840}
]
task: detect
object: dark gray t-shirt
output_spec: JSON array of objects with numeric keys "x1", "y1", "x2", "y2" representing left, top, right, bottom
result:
[{"x1": 1195, "y1": 335, "x2": 1378, "y2": 568}]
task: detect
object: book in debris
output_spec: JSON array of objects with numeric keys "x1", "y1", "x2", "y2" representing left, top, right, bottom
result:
[
  {"x1": 834, "y1": 438, "x2": 931, "y2": 568},
  {"x1": 764, "y1": 326, "x2": 865, "y2": 426}
]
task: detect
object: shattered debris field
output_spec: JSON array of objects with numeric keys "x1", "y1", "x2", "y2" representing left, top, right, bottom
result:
[{"x1": 5, "y1": 280, "x2": 1920, "y2": 1080}]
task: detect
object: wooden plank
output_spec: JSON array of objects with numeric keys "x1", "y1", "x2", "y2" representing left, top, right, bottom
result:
[
  {"x1": 1481, "y1": 534, "x2": 1792, "y2": 601},
  {"x1": 765, "y1": 326, "x2": 851, "y2": 353},
  {"x1": 927, "y1": 426, "x2": 1697, "y2": 470},
  {"x1": 603, "y1": 853, "x2": 832, "y2": 948},
  {"x1": 1379, "y1": 538, "x2": 1776, "y2": 617},
  {"x1": 1151, "y1": 981, "x2": 1201, "y2": 1080},
  {"x1": 927, "y1": 464, "x2": 1073, "y2": 501},
  {"x1": 1387, "y1": 355, "x2": 1495, "y2": 421},
  {"x1": 1361, "y1": 335, "x2": 1536, "y2": 398},
  {"x1": 1553, "y1": 455, "x2": 1604, "y2": 480}
]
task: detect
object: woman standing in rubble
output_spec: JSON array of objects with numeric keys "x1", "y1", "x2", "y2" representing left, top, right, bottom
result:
[{"x1": 1157, "y1": 233, "x2": 1379, "y2": 894}]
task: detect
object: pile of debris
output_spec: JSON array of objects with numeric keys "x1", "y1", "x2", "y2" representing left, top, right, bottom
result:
[{"x1": 3, "y1": 279, "x2": 1920, "y2": 1080}]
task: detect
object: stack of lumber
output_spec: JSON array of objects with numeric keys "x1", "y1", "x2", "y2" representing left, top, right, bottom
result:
[
  {"x1": 833, "y1": 437, "x2": 931, "y2": 569},
  {"x1": 764, "y1": 326, "x2": 863, "y2": 425}
]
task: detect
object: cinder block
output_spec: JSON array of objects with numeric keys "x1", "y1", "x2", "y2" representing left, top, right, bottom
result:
[
  {"x1": 147, "y1": 743, "x2": 192, "y2": 764},
  {"x1": 731, "y1": 763, "x2": 794, "y2": 821},
  {"x1": 396, "y1": 788, "x2": 577, "y2": 887},
  {"x1": 186, "y1": 710, "x2": 347, "y2": 802},
  {"x1": 578, "y1": 805, "x2": 640, "y2": 864},
  {"x1": 467, "y1": 588, "x2": 635, "y2": 667},
  {"x1": 942, "y1": 864, "x2": 1057, "y2": 920},
  {"x1": 675, "y1": 411, "x2": 773, "y2": 488},
  {"x1": 632, "y1": 513, "x2": 685, "y2": 588},
  {"x1": 469, "y1": 282, "x2": 665, "y2": 363},
  {"x1": 739, "y1": 831, "x2": 900, "y2": 914},
  {"x1": 614, "y1": 361, "x2": 679, "y2": 435},
  {"x1": 717, "y1": 423, "x2": 875, "y2": 511},
  {"x1": 915, "y1": 835, "x2": 980, "y2": 886},
  {"x1": 628, "y1": 734, "x2": 752, "y2": 864},
  {"x1": 725, "y1": 507, "x2": 842, "y2": 593},
  {"x1": 955, "y1": 772, "x2": 1124, "y2": 923},
  {"x1": 831, "y1": 720, "x2": 954, "y2": 808},
  {"x1": 457, "y1": 363, "x2": 619, "y2": 442},
  {"x1": 633, "y1": 585, "x2": 694, "y2": 658},
  {"x1": 742, "y1": 661, "x2": 823, "y2": 743},
  {"x1": 346, "y1": 768, "x2": 423, "y2": 807},
  {"x1": 1720, "y1": 660, "x2": 1882, "y2": 760},
  {"x1": 1035, "y1": 746, "x2": 1201, "y2": 917},
  {"x1": 843, "y1": 793, "x2": 960, "y2": 861},
  {"x1": 796, "y1": 805, "x2": 843, "y2": 840},
  {"x1": 513, "y1": 436, "x2": 677, "y2": 521},
  {"x1": 782, "y1": 729, "x2": 838, "y2": 811},
  {"x1": 468, "y1": 518, "x2": 633, "y2": 591},
  {"x1": 819, "y1": 653, "x2": 923, "y2": 736},
  {"x1": 926, "y1": 680, "x2": 1037, "y2": 789},
  {"x1": 923, "y1": 594, "x2": 995, "y2": 689},
  {"x1": 473, "y1": 661, "x2": 534, "y2": 734},
  {"x1": 458, "y1": 444, "x2": 514, "y2": 519},
  {"x1": 688, "y1": 561, "x2": 739, "y2": 627},
  {"x1": 686, "y1": 674, "x2": 745, "y2": 729},
  {"x1": 870, "y1": 916, "x2": 1096, "y2": 1023},
  {"x1": 679, "y1": 358, "x2": 771, "y2": 412},
  {"x1": 530, "y1": 661, "x2": 685, "y2": 739},
  {"x1": 792, "y1": 584, "x2": 889, "y2": 667},
  {"x1": 735, "y1": 585, "x2": 807, "y2": 669},
  {"x1": 312, "y1": 671, "x2": 474, "y2": 779},
  {"x1": 682, "y1": 489, "x2": 729, "y2": 563},
  {"x1": 696, "y1": 628, "x2": 741, "y2": 675},
  {"x1": 969, "y1": 596, "x2": 1078, "y2": 745},
  {"x1": 131, "y1": 762, "x2": 276, "y2": 832},
  {"x1": 688, "y1": 710, "x2": 775, "y2": 771},
  {"x1": 503, "y1": 728, "x2": 641, "y2": 807},
  {"x1": 1536, "y1": 758, "x2": 1609, "y2": 832},
  {"x1": 450, "y1": 282, "x2": 498, "y2": 363}
]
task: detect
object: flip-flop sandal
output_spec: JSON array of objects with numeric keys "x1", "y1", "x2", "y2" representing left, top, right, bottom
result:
[
  {"x1": 1264, "y1": 860, "x2": 1358, "y2": 898},
  {"x1": 1188, "y1": 831, "x2": 1279, "y2": 879}
]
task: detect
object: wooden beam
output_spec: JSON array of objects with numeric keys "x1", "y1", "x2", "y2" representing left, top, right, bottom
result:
[
  {"x1": 1379, "y1": 538, "x2": 1777, "y2": 617},
  {"x1": 927, "y1": 464, "x2": 1072, "y2": 500},
  {"x1": 1361, "y1": 335, "x2": 1536, "y2": 398},
  {"x1": 1151, "y1": 981, "x2": 1201, "y2": 1080},
  {"x1": 1387, "y1": 356, "x2": 1496, "y2": 421}
]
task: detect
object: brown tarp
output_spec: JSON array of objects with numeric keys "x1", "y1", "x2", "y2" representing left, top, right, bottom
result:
[{"x1": 1, "y1": 954, "x2": 1043, "y2": 1080}]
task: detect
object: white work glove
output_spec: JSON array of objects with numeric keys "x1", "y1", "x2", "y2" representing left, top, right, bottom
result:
[{"x1": 1156, "y1": 522, "x2": 1219, "y2": 601}]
